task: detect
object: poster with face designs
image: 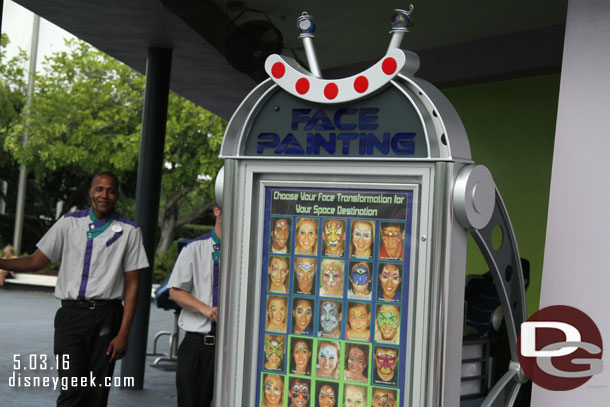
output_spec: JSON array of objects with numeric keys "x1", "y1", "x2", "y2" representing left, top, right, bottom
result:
[{"x1": 258, "y1": 187, "x2": 413, "y2": 407}]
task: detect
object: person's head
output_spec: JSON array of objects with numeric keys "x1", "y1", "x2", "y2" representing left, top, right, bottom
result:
[
  {"x1": 291, "y1": 339, "x2": 312, "y2": 373},
  {"x1": 317, "y1": 383, "x2": 337, "y2": 407},
  {"x1": 374, "y1": 347, "x2": 399, "y2": 382},
  {"x1": 319, "y1": 301, "x2": 342, "y2": 335},
  {"x1": 378, "y1": 264, "x2": 402, "y2": 300},
  {"x1": 213, "y1": 203, "x2": 222, "y2": 233},
  {"x1": 263, "y1": 374, "x2": 283, "y2": 406},
  {"x1": 372, "y1": 388, "x2": 397, "y2": 407},
  {"x1": 89, "y1": 171, "x2": 119, "y2": 218},
  {"x1": 380, "y1": 222, "x2": 404, "y2": 258},
  {"x1": 347, "y1": 303, "x2": 371, "y2": 335},
  {"x1": 320, "y1": 260, "x2": 344, "y2": 296},
  {"x1": 349, "y1": 262, "x2": 371, "y2": 296},
  {"x1": 3, "y1": 244, "x2": 16, "y2": 258},
  {"x1": 376, "y1": 305, "x2": 400, "y2": 341},
  {"x1": 344, "y1": 384, "x2": 367, "y2": 407},
  {"x1": 345, "y1": 344, "x2": 368, "y2": 379},
  {"x1": 267, "y1": 296, "x2": 287, "y2": 330},
  {"x1": 351, "y1": 221, "x2": 374, "y2": 257},
  {"x1": 295, "y1": 218, "x2": 318, "y2": 254},
  {"x1": 264, "y1": 335, "x2": 285, "y2": 370},
  {"x1": 271, "y1": 218, "x2": 290, "y2": 252},
  {"x1": 323, "y1": 219, "x2": 345, "y2": 255},
  {"x1": 294, "y1": 257, "x2": 316, "y2": 294},
  {"x1": 289, "y1": 378, "x2": 310, "y2": 407},
  {"x1": 268, "y1": 257, "x2": 289, "y2": 291},
  {"x1": 317, "y1": 341, "x2": 340, "y2": 377},
  {"x1": 292, "y1": 298, "x2": 313, "y2": 333}
]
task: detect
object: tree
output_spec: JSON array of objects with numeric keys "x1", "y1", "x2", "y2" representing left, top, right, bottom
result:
[
  {"x1": 157, "y1": 93, "x2": 225, "y2": 253},
  {"x1": 0, "y1": 33, "x2": 27, "y2": 248},
  {"x1": 4, "y1": 38, "x2": 226, "y2": 256}
]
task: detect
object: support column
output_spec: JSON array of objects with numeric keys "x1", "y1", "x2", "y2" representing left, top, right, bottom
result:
[{"x1": 120, "y1": 47, "x2": 172, "y2": 389}]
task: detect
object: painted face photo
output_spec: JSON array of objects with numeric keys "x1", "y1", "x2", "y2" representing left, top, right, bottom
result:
[
  {"x1": 348, "y1": 261, "x2": 372, "y2": 299},
  {"x1": 270, "y1": 217, "x2": 291, "y2": 254},
  {"x1": 350, "y1": 220, "x2": 374, "y2": 259},
  {"x1": 294, "y1": 257, "x2": 317, "y2": 295},
  {"x1": 289, "y1": 378, "x2": 310, "y2": 407},
  {"x1": 295, "y1": 218, "x2": 318, "y2": 255},
  {"x1": 316, "y1": 382, "x2": 338, "y2": 407},
  {"x1": 316, "y1": 340, "x2": 341, "y2": 379},
  {"x1": 373, "y1": 346, "x2": 399, "y2": 385},
  {"x1": 292, "y1": 298, "x2": 314, "y2": 335},
  {"x1": 268, "y1": 256, "x2": 289, "y2": 294},
  {"x1": 344, "y1": 343, "x2": 369, "y2": 383},
  {"x1": 374, "y1": 304, "x2": 400, "y2": 345},
  {"x1": 319, "y1": 259, "x2": 344, "y2": 298},
  {"x1": 372, "y1": 387, "x2": 397, "y2": 407},
  {"x1": 262, "y1": 374, "x2": 284, "y2": 407},
  {"x1": 290, "y1": 338, "x2": 313, "y2": 375},
  {"x1": 322, "y1": 219, "x2": 346, "y2": 257},
  {"x1": 346, "y1": 302, "x2": 371, "y2": 341},
  {"x1": 263, "y1": 334, "x2": 286, "y2": 372},
  {"x1": 379, "y1": 222, "x2": 405, "y2": 261},
  {"x1": 318, "y1": 300, "x2": 342, "y2": 338},
  {"x1": 377, "y1": 263, "x2": 402, "y2": 302},
  {"x1": 344, "y1": 384, "x2": 367, "y2": 407},
  {"x1": 266, "y1": 296, "x2": 287, "y2": 333}
]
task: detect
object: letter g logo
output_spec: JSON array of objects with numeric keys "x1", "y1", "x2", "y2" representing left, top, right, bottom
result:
[{"x1": 517, "y1": 306, "x2": 603, "y2": 391}]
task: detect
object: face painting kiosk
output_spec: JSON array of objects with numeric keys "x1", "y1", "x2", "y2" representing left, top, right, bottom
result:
[{"x1": 215, "y1": 8, "x2": 528, "y2": 407}]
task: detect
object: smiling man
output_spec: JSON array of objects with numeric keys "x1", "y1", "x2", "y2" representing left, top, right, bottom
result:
[
  {"x1": 0, "y1": 171, "x2": 149, "y2": 406},
  {"x1": 270, "y1": 218, "x2": 291, "y2": 254}
]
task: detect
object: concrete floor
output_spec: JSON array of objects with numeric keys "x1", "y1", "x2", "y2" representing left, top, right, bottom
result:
[{"x1": 0, "y1": 288, "x2": 179, "y2": 406}]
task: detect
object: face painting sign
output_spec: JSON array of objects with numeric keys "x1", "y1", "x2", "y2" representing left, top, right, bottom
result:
[{"x1": 257, "y1": 187, "x2": 414, "y2": 405}]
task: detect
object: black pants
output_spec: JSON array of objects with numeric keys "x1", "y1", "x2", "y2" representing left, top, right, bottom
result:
[
  {"x1": 54, "y1": 302, "x2": 123, "y2": 407},
  {"x1": 176, "y1": 333, "x2": 216, "y2": 407}
]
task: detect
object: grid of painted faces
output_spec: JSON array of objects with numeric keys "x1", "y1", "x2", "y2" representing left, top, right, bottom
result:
[{"x1": 262, "y1": 216, "x2": 405, "y2": 407}]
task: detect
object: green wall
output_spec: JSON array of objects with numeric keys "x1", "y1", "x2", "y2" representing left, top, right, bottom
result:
[{"x1": 441, "y1": 74, "x2": 561, "y2": 316}]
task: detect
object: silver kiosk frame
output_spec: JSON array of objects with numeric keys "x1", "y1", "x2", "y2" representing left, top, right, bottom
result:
[{"x1": 214, "y1": 9, "x2": 527, "y2": 407}]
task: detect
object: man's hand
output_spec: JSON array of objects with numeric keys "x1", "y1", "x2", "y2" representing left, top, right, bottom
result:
[
  {"x1": 106, "y1": 333, "x2": 128, "y2": 363},
  {"x1": 201, "y1": 305, "x2": 218, "y2": 323},
  {"x1": 170, "y1": 288, "x2": 217, "y2": 323}
]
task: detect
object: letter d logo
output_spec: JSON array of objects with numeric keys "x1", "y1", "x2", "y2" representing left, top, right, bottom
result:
[
  {"x1": 520, "y1": 321, "x2": 581, "y2": 357},
  {"x1": 517, "y1": 305, "x2": 603, "y2": 391}
]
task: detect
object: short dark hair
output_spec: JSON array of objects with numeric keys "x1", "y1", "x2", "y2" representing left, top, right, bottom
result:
[
  {"x1": 381, "y1": 222, "x2": 403, "y2": 231},
  {"x1": 91, "y1": 171, "x2": 120, "y2": 190}
]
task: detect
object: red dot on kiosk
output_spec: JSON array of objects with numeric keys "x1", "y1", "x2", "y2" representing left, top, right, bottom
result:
[
  {"x1": 324, "y1": 83, "x2": 339, "y2": 100},
  {"x1": 271, "y1": 62, "x2": 285, "y2": 78},
  {"x1": 382, "y1": 57, "x2": 398, "y2": 75},
  {"x1": 296, "y1": 78, "x2": 310, "y2": 94},
  {"x1": 354, "y1": 76, "x2": 369, "y2": 93}
]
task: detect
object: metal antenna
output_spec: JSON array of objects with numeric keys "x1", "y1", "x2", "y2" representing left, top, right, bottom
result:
[
  {"x1": 387, "y1": 5, "x2": 414, "y2": 52},
  {"x1": 297, "y1": 12, "x2": 322, "y2": 78}
]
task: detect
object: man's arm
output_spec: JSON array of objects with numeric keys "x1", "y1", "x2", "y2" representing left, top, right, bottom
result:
[
  {"x1": 106, "y1": 269, "x2": 140, "y2": 363},
  {"x1": 0, "y1": 250, "x2": 50, "y2": 272},
  {"x1": 170, "y1": 288, "x2": 217, "y2": 322}
]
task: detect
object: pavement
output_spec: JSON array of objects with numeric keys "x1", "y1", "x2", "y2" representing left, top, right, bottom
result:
[{"x1": 0, "y1": 288, "x2": 179, "y2": 406}]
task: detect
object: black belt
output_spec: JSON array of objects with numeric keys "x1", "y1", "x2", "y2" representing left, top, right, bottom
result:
[
  {"x1": 186, "y1": 331, "x2": 216, "y2": 346},
  {"x1": 61, "y1": 299, "x2": 121, "y2": 310}
]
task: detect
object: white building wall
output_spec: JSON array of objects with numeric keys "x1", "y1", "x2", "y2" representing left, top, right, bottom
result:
[{"x1": 533, "y1": 0, "x2": 610, "y2": 405}]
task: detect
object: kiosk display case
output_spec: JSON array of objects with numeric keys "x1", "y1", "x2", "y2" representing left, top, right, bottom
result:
[{"x1": 214, "y1": 8, "x2": 527, "y2": 407}]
